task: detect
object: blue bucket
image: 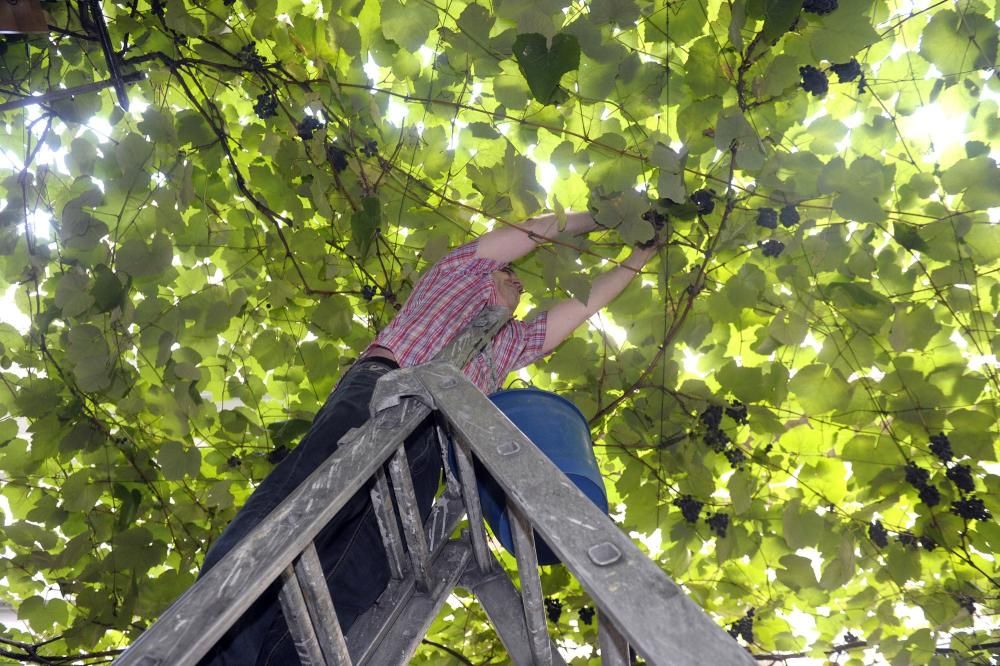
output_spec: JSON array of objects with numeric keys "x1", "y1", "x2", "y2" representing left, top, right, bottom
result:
[{"x1": 455, "y1": 388, "x2": 609, "y2": 565}]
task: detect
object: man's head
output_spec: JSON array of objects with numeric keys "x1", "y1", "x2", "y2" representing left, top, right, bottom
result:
[{"x1": 491, "y1": 265, "x2": 523, "y2": 310}]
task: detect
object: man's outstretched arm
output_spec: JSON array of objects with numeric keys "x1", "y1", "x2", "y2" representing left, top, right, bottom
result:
[
  {"x1": 538, "y1": 242, "x2": 660, "y2": 356},
  {"x1": 474, "y1": 211, "x2": 599, "y2": 265}
]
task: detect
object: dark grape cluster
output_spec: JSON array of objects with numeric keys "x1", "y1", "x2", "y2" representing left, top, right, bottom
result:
[
  {"x1": 238, "y1": 43, "x2": 266, "y2": 70},
  {"x1": 843, "y1": 632, "x2": 859, "y2": 644},
  {"x1": 897, "y1": 532, "x2": 919, "y2": 549},
  {"x1": 869, "y1": 520, "x2": 889, "y2": 548},
  {"x1": 296, "y1": 116, "x2": 324, "y2": 140},
  {"x1": 955, "y1": 594, "x2": 975, "y2": 615},
  {"x1": 690, "y1": 189, "x2": 715, "y2": 215},
  {"x1": 326, "y1": 143, "x2": 349, "y2": 172},
  {"x1": 361, "y1": 285, "x2": 376, "y2": 301},
  {"x1": 830, "y1": 59, "x2": 861, "y2": 83},
  {"x1": 901, "y1": 460, "x2": 941, "y2": 508},
  {"x1": 226, "y1": 455, "x2": 241, "y2": 468},
  {"x1": 724, "y1": 447, "x2": 746, "y2": 469},
  {"x1": 946, "y1": 464, "x2": 975, "y2": 493},
  {"x1": 151, "y1": 0, "x2": 165, "y2": 17},
  {"x1": 254, "y1": 93, "x2": 278, "y2": 119},
  {"x1": 802, "y1": 0, "x2": 838, "y2": 14},
  {"x1": 779, "y1": 205, "x2": 800, "y2": 228},
  {"x1": 929, "y1": 432, "x2": 953, "y2": 462},
  {"x1": 727, "y1": 609, "x2": 754, "y2": 643},
  {"x1": 755, "y1": 207, "x2": 777, "y2": 229},
  {"x1": 725, "y1": 400, "x2": 749, "y2": 425},
  {"x1": 703, "y1": 428, "x2": 731, "y2": 451},
  {"x1": 759, "y1": 239, "x2": 785, "y2": 257},
  {"x1": 673, "y1": 495, "x2": 703, "y2": 523},
  {"x1": 918, "y1": 484, "x2": 941, "y2": 507},
  {"x1": 578, "y1": 606, "x2": 595, "y2": 625},
  {"x1": 919, "y1": 535, "x2": 937, "y2": 551},
  {"x1": 544, "y1": 597, "x2": 562, "y2": 623},
  {"x1": 904, "y1": 461, "x2": 930, "y2": 489},
  {"x1": 641, "y1": 208, "x2": 669, "y2": 231},
  {"x1": 951, "y1": 497, "x2": 991, "y2": 522},
  {"x1": 361, "y1": 140, "x2": 379, "y2": 157},
  {"x1": 799, "y1": 65, "x2": 829, "y2": 97},
  {"x1": 700, "y1": 404, "x2": 723, "y2": 429},
  {"x1": 706, "y1": 512, "x2": 730, "y2": 538},
  {"x1": 267, "y1": 445, "x2": 288, "y2": 464}
]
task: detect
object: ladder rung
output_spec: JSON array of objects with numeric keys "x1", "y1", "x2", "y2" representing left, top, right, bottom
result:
[
  {"x1": 360, "y1": 539, "x2": 473, "y2": 664},
  {"x1": 278, "y1": 563, "x2": 327, "y2": 666},
  {"x1": 598, "y1": 610, "x2": 630, "y2": 666},
  {"x1": 508, "y1": 502, "x2": 552, "y2": 666},
  {"x1": 387, "y1": 446, "x2": 432, "y2": 592},
  {"x1": 345, "y1": 477, "x2": 472, "y2": 663},
  {"x1": 370, "y1": 469, "x2": 407, "y2": 580},
  {"x1": 295, "y1": 543, "x2": 353, "y2": 665},
  {"x1": 450, "y1": 435, "x2": 493, "y2": 573}
]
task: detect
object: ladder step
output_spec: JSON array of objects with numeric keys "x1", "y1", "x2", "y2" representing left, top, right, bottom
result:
[{"x1": 347, "y1": 539, "x2": 472, "y2": 664}]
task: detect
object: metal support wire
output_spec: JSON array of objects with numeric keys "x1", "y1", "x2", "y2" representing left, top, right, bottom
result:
[
  {"x1": 80, "y1": 0, "x2": 130, "y2": 109},
  {"x1": 0, "y1": 71, "x2": 145, "y2": 113}
]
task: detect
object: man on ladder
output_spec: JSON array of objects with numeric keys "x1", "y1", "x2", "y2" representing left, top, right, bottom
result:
[{"x1": 199, "y1": 211, "x2": 663, "y2": 665}]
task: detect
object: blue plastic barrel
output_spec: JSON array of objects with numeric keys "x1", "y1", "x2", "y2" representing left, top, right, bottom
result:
[{"x1": 462, "y1": 388, "x2": 609, "y2": 565}]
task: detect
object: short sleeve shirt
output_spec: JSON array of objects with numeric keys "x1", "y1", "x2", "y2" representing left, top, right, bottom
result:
[{"x1": 367, "y1": 241, "x2": 547, "y2": 393}]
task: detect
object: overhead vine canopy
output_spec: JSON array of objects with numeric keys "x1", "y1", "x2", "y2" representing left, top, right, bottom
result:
[{"x1": 1, "y1": 0, "x2": 999, "y2": 662}]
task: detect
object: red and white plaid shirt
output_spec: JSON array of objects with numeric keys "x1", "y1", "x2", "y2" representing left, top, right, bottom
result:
[{"x1": 367, "y1": 241, "x2": 548, "y2": 392}]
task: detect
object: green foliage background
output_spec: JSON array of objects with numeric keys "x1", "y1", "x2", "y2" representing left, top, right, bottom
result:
[{"x1": 1, "y1": 0, "x2": 999, "y2": 662}]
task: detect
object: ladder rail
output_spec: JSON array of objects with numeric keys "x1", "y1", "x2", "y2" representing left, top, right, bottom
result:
[
  {"x1": 115, "y1": 400, "x2": 432, "y2": 666},
  {"x1": 415, "y1": 362, "x2": 757, "y2": 666},
  {"x1": 115, "y1": 307, "x2": 511, "y2": 666}
]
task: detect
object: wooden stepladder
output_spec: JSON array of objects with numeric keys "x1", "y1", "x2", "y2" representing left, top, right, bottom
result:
[{"x1": 114, "y1": 307, "x2": 756, "y2": 666}]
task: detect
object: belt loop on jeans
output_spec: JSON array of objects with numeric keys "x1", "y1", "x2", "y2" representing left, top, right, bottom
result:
[{"x1": 356, "y1": 356, "x2": 400, "y2": 372}]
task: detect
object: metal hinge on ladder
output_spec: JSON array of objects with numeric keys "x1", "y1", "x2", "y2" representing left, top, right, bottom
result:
[{"x1": 114, "y1": 307, "x2": 755, "y2": 666}]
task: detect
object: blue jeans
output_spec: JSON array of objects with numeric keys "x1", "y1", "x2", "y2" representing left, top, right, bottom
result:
[{"x1": 198, "y1": 358, "x2": 442, "y2": 665}]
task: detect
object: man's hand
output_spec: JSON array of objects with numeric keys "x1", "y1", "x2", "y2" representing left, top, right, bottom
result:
[{"x1": 539, "y1": 241, "x2": 661, "y2": 355}]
